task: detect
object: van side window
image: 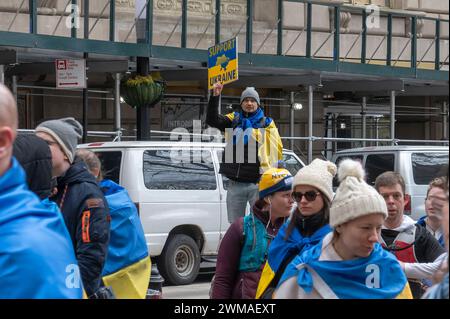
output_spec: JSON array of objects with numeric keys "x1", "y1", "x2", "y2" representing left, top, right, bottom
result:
[
  {"x1": 143, "y1": 149, "x2": 217, "y2": 190},
  {"x1": 366, "y1": 154, "x2": 395, "y2": 186},
  {"x1": 412, "y1": 153, "x2": 448, "y2": 185},
  {"x1": 333, "y1": 155, "x2": 363, "y2": 187},
  {"x1": 282, "y1": 153, "x2": 304, "y2": 176},
  {"x1": 94, "y1": 151, "x2": 122, "y2": 184}
]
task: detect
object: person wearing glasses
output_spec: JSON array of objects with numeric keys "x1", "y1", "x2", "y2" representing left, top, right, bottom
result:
[
  {"x1": 35, "y1": 118, "x2": 111, "y2": 299},
  {"x1": 274, "y1": 159, "x2": 412, "y2": 299},
  {"x1": 210, "y1": 167, "x2": 293, "y2": 299},
  {"x1": 256, "y1": 159, "x2": 336, "y2": 299}
]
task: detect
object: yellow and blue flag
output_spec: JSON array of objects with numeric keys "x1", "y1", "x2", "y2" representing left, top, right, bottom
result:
[
  {"x1": 279, "y1": 240, "x2": 412, "y2": 299},
  {"x1": 100, "y1": 180, "x2": 151, "y2": 299},
  {"x1": 256, "y1": 222, "x2": 331, "y2": 298}
]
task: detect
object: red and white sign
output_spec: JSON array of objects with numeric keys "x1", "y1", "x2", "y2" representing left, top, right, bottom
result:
[{"x1": 55, "y1": 59, "x2": 86, "y2": 89}]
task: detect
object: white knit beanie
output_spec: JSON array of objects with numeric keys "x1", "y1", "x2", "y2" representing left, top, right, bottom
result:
[
  {"x1": 330, "y1": 159, "x2": 388, "y2": 227},
  {"x1": 292, "y1": 159, "x2": 337, "y2": 203}
]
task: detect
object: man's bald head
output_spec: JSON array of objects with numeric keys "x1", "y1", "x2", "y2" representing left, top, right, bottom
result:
[
  {"x1": 0, "y1": 84, "x2": 18, "y2": 129},
  {"x1": 0, "y1": 84, "x2": 18, "y2": 176}
]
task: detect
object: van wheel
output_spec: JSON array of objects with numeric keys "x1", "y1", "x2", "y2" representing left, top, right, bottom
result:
[{"x1": 158, "y1": 234, "x2": 200, "y2": 285}]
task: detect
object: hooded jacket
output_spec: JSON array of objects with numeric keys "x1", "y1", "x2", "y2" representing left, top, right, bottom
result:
[
  {"x1": 13, "y1": 134, "x2": 53, "y2": 200},
  {"x1": 51, "y1": 159, "x2": 110, "y2": 297},
  {"x1": 0, "y1": 158, "x2": 82, "y2": 298}
]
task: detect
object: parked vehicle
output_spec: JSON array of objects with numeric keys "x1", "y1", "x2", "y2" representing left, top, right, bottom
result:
[
  {"x1": 78, "y1": 141, "x2": 305, "y2": 285},
  {"x1": 332, "y1": 146, "x2": 449, "y2": 220}
]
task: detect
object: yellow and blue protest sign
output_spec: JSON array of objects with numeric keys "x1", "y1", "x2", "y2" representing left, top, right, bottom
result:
[{"x1": 208, "y1": 37, "x2": 238, "y2": 89}]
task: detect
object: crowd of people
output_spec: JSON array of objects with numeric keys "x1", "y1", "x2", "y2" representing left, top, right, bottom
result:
[
  {"x1": 0, "y1": 84, "x2": 150, "y2": 299},
  {"x1": 0, "y1": 80, "x2": 448, "y2": 299},
  {"x1": 208, "y1": 82, "x2": 449, "y2": 300}
]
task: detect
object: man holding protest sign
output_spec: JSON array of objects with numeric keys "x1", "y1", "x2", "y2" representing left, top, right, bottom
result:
[{"x1": 206, "y1": 82, "x2": 283, "y2": 224}]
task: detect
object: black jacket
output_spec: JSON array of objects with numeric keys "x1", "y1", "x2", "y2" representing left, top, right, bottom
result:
[
  {"x1": 381, "y1": 224, "x2": 445, "y2": 263},
  {"x1": 13, "y1": 134, "x2": 53, "y2": 200},
  {"x1": 51, "y1": 159, "x2": 110, "y2": 297},
  {"x1": 206, "y1": 95, "x2": 262, "y2": 183}
]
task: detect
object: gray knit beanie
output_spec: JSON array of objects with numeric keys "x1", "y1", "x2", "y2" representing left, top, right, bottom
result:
[
  {"x1": 35, "y1": 117, "x2": 83, "y2": 164},
  {"x1": 240, "y1": 87, "x2": 260, "y2": 106},
  {"x1": 330, "y1": 159, "x2": 388, "y2": 227}
]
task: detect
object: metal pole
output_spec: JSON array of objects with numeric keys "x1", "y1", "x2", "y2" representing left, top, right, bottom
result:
[
  {"x1": 290, "y1": 92, "x2": 295, "y2": 151},
  {"x1": 12, "y1": 76, "x2": 18, "y2": 101},
  {"x1": 443, "y1": 101, "x2": 448, "y2": 140},
  {"x1": 375, "y1": 117, "x2": 379, "y2": 146},
  {"x1": 215, "y1": 0, "x2": 221, "y2": 44},
  {"x1": 326, "y1": 113, "x2": 333, "y2": 160},
  {"x1": 246, "y1": 0, "x2": 253, "y2": 54},
  {"x1": 136, "y1": 57, "x2": 150, "y2": 140},
  {"x1": 390, "y1": 90, "x2": 395, "y2": 145},
  {"x1": 308, "y1": 85, "x2": 314, "y2": 164},
  {"x1": 82, "y1": 0, "x2": 89, "y2": 143},
  {"x1": 333, "y1": 114, "x2": 337, "y2": 152},
  {"x1": 362, "y1": 96, "x2": 367, "y2": 147},
  {"x1": 114, "y1": 73, "x2": 121, "y2": 141},
  {"x1": 277, "y1": 0, "x2": 283, "y2": 55},
  {"x1": 0, "y1": 65, "x2": 4, "y2": 84},
  {"x1": 181, "y1": 0, "x2": 187, "y2": 48}
]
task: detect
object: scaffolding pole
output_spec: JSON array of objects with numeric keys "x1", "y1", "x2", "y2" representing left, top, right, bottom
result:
[
  {"x1": 114, "y1": 73, "x2": 122, "y2": 141},
  {"x1": 0, "y1": 65, "x2": 4, "y2": 84},
  {"x1": 308, "y1": 85, "x2": 314, "y2": 164},
  {"x1": 290, "y1": 91, "x2": 295, "y2": 151},
  {"x1": 390, "y1": 90, "x2": 396, "y2": 146},
  {"x1": 444, "y1": 101, "x2": 448, "y2": 140},
  {"x1": 362, "y1": 96, "x2": 367, "y2": 147}
]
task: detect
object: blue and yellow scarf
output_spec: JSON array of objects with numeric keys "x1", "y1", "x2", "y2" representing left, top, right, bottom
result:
[{"x1": 279, "y1": 239, "x2": 410, "y2": 299}]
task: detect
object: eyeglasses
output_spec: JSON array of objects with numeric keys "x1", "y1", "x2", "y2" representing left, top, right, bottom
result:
[{"x1": 291, "y1": 191, "x2": 321, "y2": 202}]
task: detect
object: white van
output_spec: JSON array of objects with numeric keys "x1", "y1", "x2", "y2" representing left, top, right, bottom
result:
[
  {"x1": 331, "y1": 146, "x2": 449, "y2": 221},
  {"x1": 78, "y1": 141, "x2": 305, "y2": 285}
]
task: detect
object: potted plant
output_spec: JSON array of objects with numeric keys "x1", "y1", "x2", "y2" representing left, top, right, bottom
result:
[{"x1": 120, "y1": 74, "x2": 165, "y2": 108}]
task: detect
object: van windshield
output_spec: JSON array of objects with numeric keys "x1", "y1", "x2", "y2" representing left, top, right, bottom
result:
[{"x1": 412, "y1": 152, "x2": 448, "y2": 185}]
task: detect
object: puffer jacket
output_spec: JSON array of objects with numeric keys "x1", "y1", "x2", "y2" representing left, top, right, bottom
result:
[{"x1": 51, "y1": 158, "x2": 110, "y2": 297}]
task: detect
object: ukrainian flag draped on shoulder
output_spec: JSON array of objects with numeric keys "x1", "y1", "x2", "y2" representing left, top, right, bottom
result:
[
  {"x1": 0, "y1": 158, "x2": 82, "y2": 299},
  {"x1": 256, "y1": 221, "x2": 331, "y2": 298},
  {"x1": 100, "y1": 179, "x2": 151, "y2": 299},
  {"x1": 225, "y1": 111, "x2": 283, "y2": 172},
  {"x1": 279, "y1": 239, "x2": 411, "y2": 299}
]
